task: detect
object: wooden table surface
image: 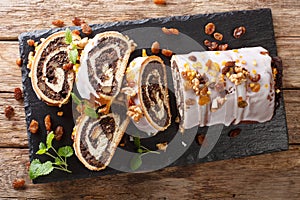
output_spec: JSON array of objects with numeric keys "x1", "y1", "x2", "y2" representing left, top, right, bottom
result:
[{"x1": 0, "y1": 0, "x2": 299, "y2": 199}]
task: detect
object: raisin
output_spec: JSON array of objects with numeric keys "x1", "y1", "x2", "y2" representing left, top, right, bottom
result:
[
  {"x1": 151, "y1": 41, "x2": 160, "y2": 54},
  {"x1": 213, "y1": 32, "x2": 223, "y2": 41},
  {"x1": 63, "y1": 63, "x2": 74, "y2": 71},
  {"x1": 197, "y1": 134, "x2": 205, "y2": 145},
  {"x1": 208, "y1": 42, "x2": 218, "y2": 51},
  {"x1": 205, "y1": 23, "x2": 215, "y2": 35},
  {"x1": 16, "y1": 58, "x2": 22, "y2": 67},
  {"x1": 12, "y1": 178, "x2": 25, "y2": 190},
  {"x1": 153, "y1": 0, "x2": 166, "y2": 5},
  {"x1": 162, "y1": 49, "x2": 173, "y2": 57},
  {"x1": 72, "y1": 29, "x2": 81, "y2": 35},
  {"x1": 29, "y1": 119, "x2": 39, "y2": 134},
  {"x1": 228, "y1": 128, "x2": 241, "y2": 138},
  {"x1": 4, "y1": 105, "x2": 14, "y2": 119},
  {"x1": 233, "y1": 26, "x2": 246, "y2": 38},
  {"x1": 188, "y1": 55, "x2": 197, "y2": 62},
  {"x1": 54, "y1": 126, "x2": 64, "y2": 141},
  {"x1": 27, "y1": 39, "x2": 35, "y2": 47},
  {"x1": 52, "y1": 19, "x2": 65, "y2": 27},
  {"x1": 81, "y1": 23, "x2": 92, "y2": 35},
  {"x1": 72, "y1": 17, "x2": 84, "y2": 26},
  {"x1": 44, "y1": 114, "x2": 51, "y2": 131},
  {"x1": 203, "y1": 39, "x2": 211, "y2": 47},
  {"x1": 14, "y1": 87, "x2": 23, "y2": 100}
]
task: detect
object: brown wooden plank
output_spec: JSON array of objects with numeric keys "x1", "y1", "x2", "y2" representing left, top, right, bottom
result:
[
  {"x1": 0, "y1": 0, "x2": 299, "y2": 40},
  {"x1": 1, "y1": 146, "x2": 300, "y2": 199}
]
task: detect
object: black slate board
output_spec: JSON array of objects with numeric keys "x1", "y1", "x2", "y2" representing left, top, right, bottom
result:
[{"x1": 19, "y1": 8, "x2": 288, "y2": 184}]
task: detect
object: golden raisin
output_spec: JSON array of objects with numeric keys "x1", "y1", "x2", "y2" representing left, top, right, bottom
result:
[
  {"x1": 52, "y1": 19, "x2": 65, "y2": 27},
  {"x1": 72, "y1": 29, "x2": 81, "y2": 35},
  {"x1": 16, "y1": 58, "x2": 22, "y2": 67},
  {"x1": 233, "y1": 26, "x2": 246, "y2": 38},
  {"x1": 228, "y1": 128, "x2": 241, "y2": 138},
  {"x1": 169, "y1": 28, "x2": 179, "y2": 35},
  {"x1": 161, "y1": 27, "x2": 171, "y2": 35},
  {"x1": 81, "y1": 23, "x2": 92, "y2": 35},
  {"x1": 162, "y1": 49, "x2": 173, "y2": 57},
  {"x1": 205, "y1": 23, "x2": 215, "y2": 35},
  {"x1": 213, "y1": 32, "x2": 223, "y2": 41},
  {"x1": 208, "y1": 42, "x2": 218, "y2": 51},
  {"x1": 29, "y1": 119, "x2": 39, "y2": 134},
  {"x1": 4, "y1": 105, "x2": 14, "y2": 119},
  {"x1": 44, "y1": 114, "x2": 51, "y2": 131},
  {"x1": 12, "y1": 178, "x2": 25, "y2": 190},
  {"x1": 251, "y1": 83, "x2": 261, "y2": 92},
  {"x1": 151, "y1": 41, "x2": 160, "y2": 54},
  {"x1": 153, "y1": 0, "x2": 166, "y2": 5},
  {"x1": 57, "y1": 111, "x2": 64, "y2": 117},
  {"x1": 27, "y1": 39, "x2": 35, "y2": 47}
]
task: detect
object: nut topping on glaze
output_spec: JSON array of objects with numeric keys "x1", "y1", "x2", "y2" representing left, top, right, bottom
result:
[{"x1": 127, "y1": 105, "x2": 143, "y2": 122}]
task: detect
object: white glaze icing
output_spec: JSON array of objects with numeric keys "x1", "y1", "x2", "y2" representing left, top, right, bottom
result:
[{"x1": 171, "y1": 47, "x2": 274, "y2": 129}]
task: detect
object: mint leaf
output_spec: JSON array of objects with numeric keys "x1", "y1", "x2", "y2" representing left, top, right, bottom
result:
[
  {"x1": 71, "y1": 92, "x2": 81, "y2": 105},
  {"x1": 65, "y1": 28, "x2": 72, "y2": 45},
  {"x1": 54, "y1": 157, "x2": 63, "y2": 166},
  {"x1": 84, "y1": 106, "x2": 98, "y2": 119},
  {"x1": 29, "y1": 159, "x2": 54, "y2": 180},
  {"x1": 46, "y1": 132, "x2": 54, "y2": 150},
  {"x1": 130, "y1": 154, "x2": 142, "y2": 171},
  {"x1": 39, "y1": 142, "x2": 46, "y2": 150},
  {"x1": 69, "y1": 49, "x2": 78, "y2": 64},
  {"x1": 58, "y1": 146, "x2": 74, "y2": 158},
  {"x1": 36, "y1": 149, "x2": 47, "y2": 155},
  {"x1": 134, "y1": 137, "x2": 141, "y2": 149}
]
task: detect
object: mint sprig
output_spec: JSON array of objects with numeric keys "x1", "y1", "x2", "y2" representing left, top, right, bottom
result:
[
  {"x1": 65, "y1": 28, "x2": 79, "y2": 65},
  {"x1": 29, "y1": 132, "x2": 73, "y2": 180},
  {"x1": 71, "y1": 92, "x2": 99, "y2": 119},
  {"x1": 130, "y1": 137, "x2": 160, "y2": 171}
]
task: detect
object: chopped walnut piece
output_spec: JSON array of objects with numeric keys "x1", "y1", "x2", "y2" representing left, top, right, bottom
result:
[
  {"x1": 44, "y1": 114, "x2": 51, "y2": 131},
  {"x1": 121, "y1": 87, "x2": 136, "y2": 97},
  {"x1": 16, "y1": 58, "x2": 22, "y2": 67},
  {"x1": 156, "y1": 142, "x2": 168, "y2": 151},
  {"x1": 81, "y1": 23, "x2": 92, "y2": 35},
  {"x1": 213, "y1": 32, "x2": 223, "y2": 41},
  {"x1": 208, "y1": 42, "x2": 218, "y2": 51},
  {"x1": 4, "y1": 105, "x2": 14, "y2": 119},
  {"x1": 205, "y1": 22, "x2": 215, "y2": 35},
  {"x1": 14, "y1": 87, "x2": 23, "y2": 100},
  {"x1": 54, "y1": 126, "x2": 64, "y2": 141},
  {"x1": 52, "y1": 19, "x2": 65, "y2": 27},
  {"x1": 73, "y1": 37, "x2": 88, "y2": 49},
  {"x1": 161, "y1": 27, "x2": 179, "y2": 35},
  {"x1": 27, "y1": 39, "x2": 35, "y2": 47},
  {"x1": 162, "y1": 49, "x2": 173, "y2": 57},
  {"x1": 151, "y1": 41, "x2": 160, "y2": 54},
  {"x1": 29, "y1": 119, "x2": 39, "y2": 134},
  {"x1": 12, "y1": 178, "x2": 25, "y2": 190},
  {"x1": 233, "y1": 26, "x2": 246, "y2": 38},
  {"x1": 127, "y1": 105, "x2": 143, "y2": 122},
  {"x1": 153, "y1": 0, "x2": 166, "y2": 5},
  {"x1": 218, "y1": 44, "x2": 228, "y2": 51}
]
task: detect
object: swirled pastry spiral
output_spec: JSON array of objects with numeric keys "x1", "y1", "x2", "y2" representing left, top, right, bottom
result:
[{"x1": 30, "y1": 31, "x2": 81, "y2": 106}]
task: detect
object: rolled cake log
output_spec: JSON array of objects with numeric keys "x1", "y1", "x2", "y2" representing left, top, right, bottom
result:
[
  {"x1": 76, "y1": 31, "x2": 136, "y2": 113},
  {"x1": 125, "y1": 56, "x2": 171, "y2": 135},
  {"x1": 30, "y1": 31, "x2": 81, "y2": 106},
  {"x1": 171, "y1": 47, "x2": 275, "y2": 129},
  {"x1": 73, "y1": 100, "x2": 129, "y2": 171}
]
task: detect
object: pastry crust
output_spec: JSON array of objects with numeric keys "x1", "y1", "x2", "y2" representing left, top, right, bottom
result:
[{"x1": 30, "y1": 31, "x2": 81, "y2": 107}]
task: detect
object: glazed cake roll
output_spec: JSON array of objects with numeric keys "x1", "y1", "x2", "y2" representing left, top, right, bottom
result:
[
  {"x1": 125, "y1": 56, "x2": 171, "y2": 135},
  {"x1": 73, "y1": 101, "x2": 129, "y2": 171},
  {"x1": 171, "y1": 47, "x2": 275, "y2": 129},
  {"x1": 30, "y1": 31, "x2": 81, "y2": 106},
  {"x1": 76, "y1": 31, "x2": 136, "y2": 113}
]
